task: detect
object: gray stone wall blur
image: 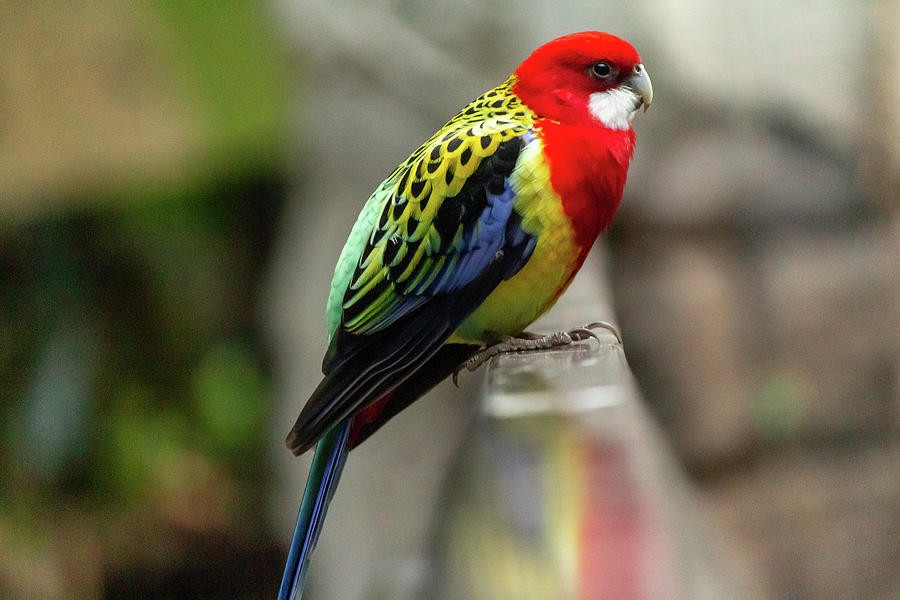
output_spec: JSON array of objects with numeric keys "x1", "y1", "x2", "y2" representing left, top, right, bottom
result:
[
  {"x1": 266, "y1": 1, "x2": 898, "y2": 599},
  {"x1": 610, "y1": 3, "x2": 898, "y2": 598}
]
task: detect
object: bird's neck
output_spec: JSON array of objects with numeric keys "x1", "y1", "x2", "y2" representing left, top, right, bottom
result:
[{"x1": 537, "y1": 118, "x2": 635, "y2": 252}]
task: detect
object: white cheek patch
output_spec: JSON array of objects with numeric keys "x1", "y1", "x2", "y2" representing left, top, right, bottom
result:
[{"x1": 589, "y1": 88, "x2": 640, "y2": 130}]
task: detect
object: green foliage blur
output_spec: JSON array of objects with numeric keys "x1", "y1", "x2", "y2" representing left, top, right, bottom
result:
[{"x1": 1, "y1": 3, "x2": 291, "y2": 597}]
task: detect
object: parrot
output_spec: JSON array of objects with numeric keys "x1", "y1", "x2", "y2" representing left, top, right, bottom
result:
[{"x1": 278, "y1": 31, "x2": 652, "y2": 599}]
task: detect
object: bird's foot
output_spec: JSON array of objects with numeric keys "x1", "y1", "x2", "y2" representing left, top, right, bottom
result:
[{"x1": 452, "y1": 321, "x2": 621, "y2": 385}]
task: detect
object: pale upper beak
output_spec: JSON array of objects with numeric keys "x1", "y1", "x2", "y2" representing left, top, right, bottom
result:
[{"x1": 626, "y1": 63, "x2": 653, "y2": 112}]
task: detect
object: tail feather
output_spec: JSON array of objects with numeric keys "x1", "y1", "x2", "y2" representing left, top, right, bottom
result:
[{"x1": 279, "y1": 421, "x2": 351, "y2": 600}]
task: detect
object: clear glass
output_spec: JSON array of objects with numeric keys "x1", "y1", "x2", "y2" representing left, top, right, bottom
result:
[{"x1": 427, "y1": 332, "x2": 741, "y2": 600}]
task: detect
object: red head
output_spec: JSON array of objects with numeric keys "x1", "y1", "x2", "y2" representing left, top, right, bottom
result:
[{"x1": 512, "y1": 31, "x2": 652, "y2": 131}]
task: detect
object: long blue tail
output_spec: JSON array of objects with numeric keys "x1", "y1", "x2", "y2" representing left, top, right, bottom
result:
[{"x1": 278, "y1": 420, "x2": 351, "y2": 600}]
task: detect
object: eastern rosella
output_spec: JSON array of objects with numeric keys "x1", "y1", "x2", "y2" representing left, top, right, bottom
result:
[{"x1": 279, "y1": 31, "x2": 652, "y2": 599}]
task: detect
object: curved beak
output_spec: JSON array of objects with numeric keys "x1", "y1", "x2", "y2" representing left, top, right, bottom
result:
[{"x1": 626, "y1": 64, "x2": 653, "y2": 112}]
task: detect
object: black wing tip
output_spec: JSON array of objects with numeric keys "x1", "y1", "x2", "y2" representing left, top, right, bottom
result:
[{"x1": 285, "y1": 428, "x2": 314, "y2": 456}]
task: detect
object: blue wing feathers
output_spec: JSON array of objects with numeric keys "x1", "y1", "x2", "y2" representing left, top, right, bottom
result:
[{"x1": 429, "y1": 181, "x2": 516, "y2": 295}]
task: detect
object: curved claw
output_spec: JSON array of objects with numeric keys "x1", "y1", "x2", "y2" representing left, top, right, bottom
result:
[
  {"x1": 582, "y1": 321, "x2": 622, "y2": 344},
  {"x1": 566, "y1": 327, "x2": 601, "y2": 343}
]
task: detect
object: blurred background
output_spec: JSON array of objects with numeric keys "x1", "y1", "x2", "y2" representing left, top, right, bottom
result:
[{"x1": 1, "y1": 1, "x2": 897, "y2": 599}]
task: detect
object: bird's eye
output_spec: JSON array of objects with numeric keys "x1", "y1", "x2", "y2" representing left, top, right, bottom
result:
[{"x1": 589, "y1": 61, "x2": 615, "y2": 79}]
